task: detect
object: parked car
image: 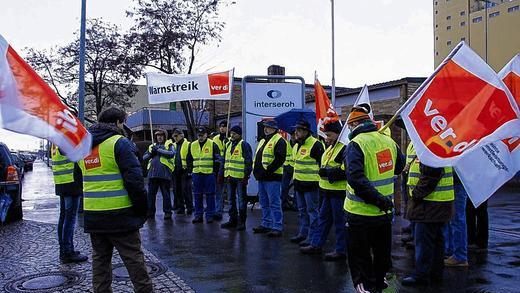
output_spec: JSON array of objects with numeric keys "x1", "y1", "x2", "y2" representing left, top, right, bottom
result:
[
  {"x1": 10, "y1": 153, "x2": 25, "y2": 180},
  {"x1": 18, "y1": 153, "x2": 35, "y2": 171},
  {"x1": 0, "y1": 142, "x2": 23, "y2": 223}
]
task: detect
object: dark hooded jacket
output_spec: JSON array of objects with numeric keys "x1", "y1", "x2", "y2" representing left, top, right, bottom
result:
[{"x1": 83, "y1": 123, "x2": 148, "y2": 233}]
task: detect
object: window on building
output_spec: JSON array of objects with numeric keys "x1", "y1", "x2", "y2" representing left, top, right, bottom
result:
[
  {"x1": 447, "y1": 25, "x2": 452, "y2": 30},
  {"x1": 436, "y1": 36, "x2": 439, "y2": 40},
  {"x1": 436, "y1": 52, "x2": 439, "y2": 56},
  {"x1": 489, "y1": 11, "x2": 500, "y2": 18},
  {"x1": 447, "y1": 15, "x2": 451, "y2": 20},
  {"x1": 436, "y1": 24, "x2": 439, "y2": 28},
  {"x1": 460, "y1": 11, "x2": 466, "y2": 16},
  {"x1": 508, "y1": 5, "x2": 519, "y2": 12},
  {"x1": 461, "y1": 37, "x2": 466, "y2": 41},
  {"x1": 473, "y1": 16, "x2": 483, "y2": 23},
  {"x1": 460, "y1": 21, "x2": 466, "y2": 26},
  {"x1": 435, "y1": 10, "x2": 438, "y2": 14},
  {"x1": 435, "y1": 1, "x2": 438, "y2": 5},
  {"x1": 447, "y1": 40, "x2": 452, "y2": 46}
]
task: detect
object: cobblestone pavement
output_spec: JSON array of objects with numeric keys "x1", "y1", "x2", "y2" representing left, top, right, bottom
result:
[{"x1": 0, "y1": 220, "x2": 194, "y2": 293}]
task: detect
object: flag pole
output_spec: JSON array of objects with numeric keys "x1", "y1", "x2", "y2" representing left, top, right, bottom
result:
[
  {"x1": 330, "y1": 0, "x2": 336, "y2": 108},
  {"x1": 148, "y1": 108, "x2": 154, "y2": 144},
  {"x1": 378, "y1": 42, "x2": 465, "y2": 134},
  {"x1": 226, "y1": 68, "x2": 235, "y2": 137},
  {"x1": 78, "y1": 0, "x2": 87, "y2": 123}
]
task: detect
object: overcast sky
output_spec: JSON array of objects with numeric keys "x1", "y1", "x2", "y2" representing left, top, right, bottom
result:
[{"x1": 0, "y1": 0, "x2": 433, "y2": 150}]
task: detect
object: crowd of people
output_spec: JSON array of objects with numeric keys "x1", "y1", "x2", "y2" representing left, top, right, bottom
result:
[{"x1": 50, "y1": 105, "x2": 489, "y2": 293}]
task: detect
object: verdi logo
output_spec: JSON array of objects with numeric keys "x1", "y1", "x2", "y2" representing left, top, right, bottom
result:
[
  {"x1": 208, "y1": 71, "x2": 230, "y2": 95},
  {"x1": 84, "y1": 147, "x2": 101, "y2": 170}
]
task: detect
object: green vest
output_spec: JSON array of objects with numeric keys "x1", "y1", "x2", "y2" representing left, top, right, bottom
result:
[
  {"x1": 319, "y1": 143, "x2": 347, "y2": 191},
  {"x1": 51, "y1": 145, "x2": 74, "y2": 184},
  {"x1": 407, "y1": 148, "x2": 455, "y2": 202},
  {"x1": 224, "y1": 140, "x2": 245, "y2": 179},
  {"x1": 284, "y1": 139, "x2": 294, "y2": 167},
  {"x1": 191, "y1": 139, "x2": 214, "y2": 174},
  {"x1": 293, "y1": 136, "x2": 321, "y2": 182},
  {"x1": 255, "y1": 133, "x2": 284, "y2": 175},
  {"x1": 78, "y1": 135, "x2": 132, "y2": 211},
  {"x1": 344, "y1": 132, "x2": 397, "y2": 217},
  {"x1": 214, "y1": 135, "x2": 227, "y2": 157},
  {"x1": 147, "y1": 142, "x2": 174, "y2": 172},
  {"x1": 406, "y1": 142, "x2": 416, "y2": 165},
  {"x1": 173, "y1": 139, "x2": 190, "y2": 170}
]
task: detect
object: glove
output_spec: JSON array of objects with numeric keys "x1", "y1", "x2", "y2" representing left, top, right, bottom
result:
[
  {"x1": 318, "y1": 168, "x2": 329, "y2": 178},
  {"x1": 375, "y1": 196, "x2": 394, "y2": 213},
  {"x1": 150, "y1": 146, "x2": 158, "y2": 157}
]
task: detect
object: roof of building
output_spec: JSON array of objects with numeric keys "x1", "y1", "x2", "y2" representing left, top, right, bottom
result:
[{"x1": 126, "y1": 108, "x2": 209, "y2": 129}]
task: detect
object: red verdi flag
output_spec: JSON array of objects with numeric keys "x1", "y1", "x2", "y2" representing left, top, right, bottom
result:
[
  {"x1": 0, "y1": 34, "x2": 91, "y2": 161},
  {"x1": 314, "y1": 77, "x2": 339, "y2": 137},
  {"x1": 402, "y1": 42, "x2": 520, "y2": 167},
  {"x1": 499, "y1": 54, "x2": 520, "y2": 103}
]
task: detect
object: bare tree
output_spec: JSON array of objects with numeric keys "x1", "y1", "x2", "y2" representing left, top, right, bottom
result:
[{"x1": 126, "y1": 0, "x2": 230, "y2": 139}]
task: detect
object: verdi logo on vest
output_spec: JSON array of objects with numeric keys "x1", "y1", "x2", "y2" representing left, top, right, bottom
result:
[
  {"x1": 300, "y1": 149, "x2": 307, "y2": 155},
  {"x1": 233, "y1": 149, "x2": 240, "y2": 155},
  {"x1": 84, "y1": 147, "x2": 101, "y2": 170},
  {"x1": 204, "y1": 147, "x2": 210, "y2": 154},
  {"x1": 376, "y1": 149, "x2": 393, "y2": 174}
]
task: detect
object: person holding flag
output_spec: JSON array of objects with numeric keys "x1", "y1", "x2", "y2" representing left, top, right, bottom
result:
[
  {"x1": 300, "y1": 120, "x2": 347, "y2": 261},
  {"x1": 343, "y1": 106, "x2": 405, "y2": 293},
  {"x1": 214, "y1": 120, "x2": 229, "y2": 220}
]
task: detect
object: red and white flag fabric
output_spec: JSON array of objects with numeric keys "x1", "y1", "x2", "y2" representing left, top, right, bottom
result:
[
  {"x1": 315, "y1": 77, "x2": 340, "y2": 137},
  {"x1": 338, "y1": 85, "x2": 373, "y2": 144},
  {"x1": 401, "y1": 42, "x2": 520, "y2": 168},
  {"x1": 0, "y1": 34, "x2": 91, "y2": 161},
  {"x1": 454, "y1": 54, "x2": 520, "y2": 207}
]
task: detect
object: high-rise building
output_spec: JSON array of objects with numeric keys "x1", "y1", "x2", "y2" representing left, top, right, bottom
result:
[{"x1": 434, "y1": 0, "x2": 520, "y2": 71}]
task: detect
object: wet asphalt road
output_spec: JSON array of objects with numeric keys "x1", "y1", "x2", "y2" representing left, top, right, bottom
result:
[{"x1": 21, "y1": 161, "x2": 520, "y2": 292}]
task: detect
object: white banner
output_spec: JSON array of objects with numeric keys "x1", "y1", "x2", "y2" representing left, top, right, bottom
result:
[{"x1": 146, "y1": 69, "x2": 234, "y2": 104}]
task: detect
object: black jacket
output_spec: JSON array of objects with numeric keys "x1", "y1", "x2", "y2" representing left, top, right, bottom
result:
[
  {"x1": 344, "y1": 122, "x2": 405, "y2": 226},
  {"x1": 55, "y1": 161, "x2": 83, "y2": 197},
  {"x1": 83, "y1": 123, "x2": 148, "y2": 234},
  {"x1": 293, "y1": 135, "x2": 324, "y2": 192},
  {"x1": 253, "y1": 132, "x2": 287, "y2": 182},
  {"x1": 319, "y1": 143, "x2": 347, "y2": 197},
  {"x1": 406, "y1": 163, "x2": 454, "y2": 223}
]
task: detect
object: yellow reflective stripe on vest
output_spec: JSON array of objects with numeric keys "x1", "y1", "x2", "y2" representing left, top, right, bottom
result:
[
  {"x1": 191, "y1": 139, "x2": 214, "y2": 174},
  {"x1": 173, "y1": 140, "x2": 190, "y2": 169},
  {"x1": 79, "y1": 135, "x2": 132, "y2": 211},
  {"x1": 407, "y1": 158, "x2": 455, "y2": 202},
  {"x1": 344, "y1": 131, "x2": 397, "y2": 217},
  {"x1": 255, "y1": 134, "x2": 284, "y2": 175},
  {"x1": 293, "y1": 136, "x2": 321, "y2": 182},
  {"x1": 51, "y1": 145, "x2": 75, "y2": 184},
  {"x1": 224, "y1": 140, "x2": 245, "y2": 179},
  {"x1": 214, "y1": 136, "x2": 226, "y2": 156},
  {"x1": 319, "y1": 143, "x2": 347, "y2": 191},
  {"x1": 284, "y1": 138, "x2": 294, "y2": 167}
]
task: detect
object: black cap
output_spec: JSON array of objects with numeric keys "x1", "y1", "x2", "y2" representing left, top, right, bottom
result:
[
  {"x1": 262, "y1": 120, "x2": 278, "y2": 129},
  {"x1": 196, "y1": 126, "x2": 207, "y2": 134},
  {"x1": 219, "y1": 120, "x2": 228, "y2": 127},
  {"x1": 294, "y1": 119, "x2": 311, "y2": 131},
  {"x1": 323, "y1": 121, "x2": 342, "y2": 134},
  {"x1": 173, "y1": 128, "x2": 183, "y2": 135},
  {"x1": 230, "y1": 125, "x2": 242, "y2": 136}
]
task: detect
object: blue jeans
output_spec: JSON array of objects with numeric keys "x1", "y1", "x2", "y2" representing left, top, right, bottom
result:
[
  {"x1": 215, "y1": 182, "x2": 225, "y2": 216},
  {"x1": 193, "y1": 174, "x2": 216, "y2": 220},
  {"x1": 258, "y1": 181, "x2": 283, "y2": 231},
  {"x1": 58, "y1": 196, "x2": 80, "y2": 254},
  {"x1": 281, "y1": 166, "x2": 293, "y2": 205},
  {"x1": 414, "y1": 222, "x2": 445, "y2": 281},
  {"x1": 444, "y1": 183, "x2": 468, "y2": 261},
  {"x1": 310, "y1": 196, "x2": 346, "y2": 253},
  {"x1": 227, "y1": 178, "x2": 247, "y2": 223},
  {"x1": 295, "y1": 189, "x2": 320, "y2": 241}
]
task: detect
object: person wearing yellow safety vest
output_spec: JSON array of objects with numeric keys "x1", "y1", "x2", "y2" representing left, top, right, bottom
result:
[
  {"x1": 289, "y1": 120, "x2": 324, "y2": 247},
  {"x1": 252, "y1": 120, "x2": 287, "y2": 237},
  {"x1": 143, "y1": 129, "x2": 175, "y2": 220},
  {"x1": 300, "y1": 120, "x2": 347, "y2": 262},
  {"x1": 401, "y1": 147, "x2": 455, "y2": 287},
  {"x1": 281, "y1": 131, "x2": 297, "y2": 211},
  {"x1": 51, "y1": 144, "x2": 88, "y2": 264},
  {"x1": 80, "y1": 107, "x2": 152, "y2": 292},
  {"x1": 343, "y1": 106, "x2": 405, "y2": 293},
  {"x1": 186, "y1": 126, "x2": 222, "y2": 224},
  {"x1": 401, "y1": 142, "x2": 417, "y2": 245},
  {"x1": 214, "y1": 120, "x2": 229, "y2": 220},
  {"x1": 220, "y1": 125, "x2": 253, "y2": 231},
  {"x1": 171, "y1": 128, "x2": 194, "y2": 215}
]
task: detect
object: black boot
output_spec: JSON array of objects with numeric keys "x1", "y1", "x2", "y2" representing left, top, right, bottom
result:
[
  {"x1": 62, "y1": 252, "x2": 88, "y2": 264},
  {"x1": 221, "y1": 221, "x2": 237, "y2": 229},
  {"x1": 236, "y1": 221, "x2": 246, "y2": 231}
]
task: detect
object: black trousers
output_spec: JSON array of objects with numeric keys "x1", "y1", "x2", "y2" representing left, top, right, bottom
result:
[
  {"x1": 466, "y1": 198, "x2": 489, "y2": 248},
  {"x1": 90, "y1": 231, "x2": 153, "y2": 293},
  {"x1": 173, "y1": 171, "x2": 193, "y2": 212},
  {"x1": 347, "y1": 221, "x2": 392, "y2": 292},
  {"x1": 147, "y1": 178, "x2": 172, "y2": 215}
]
